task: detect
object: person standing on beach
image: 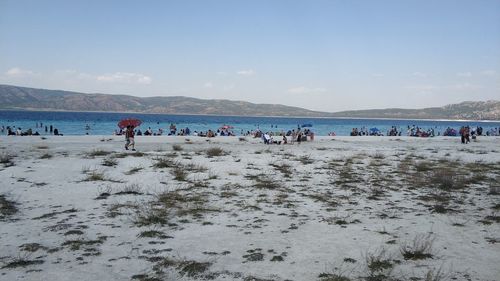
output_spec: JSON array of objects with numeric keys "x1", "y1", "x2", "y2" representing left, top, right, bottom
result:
[
  {"x1": 459, "y1": 126, "x2": 468, "y2": 144},
  {"x1": 125, "y1": 125, "x2": 130, "y2": 150},
  {"x1": 125, "y1": 126, "x2": 136, "y2": 151}
]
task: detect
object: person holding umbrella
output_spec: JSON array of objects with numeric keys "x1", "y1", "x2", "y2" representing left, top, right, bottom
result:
[
  {"x1": 118, "y1": 118, "x2": 141, "y2": 151},
  {"x1": 125, "y1": 125, "x2": 136, "y2": 151}
]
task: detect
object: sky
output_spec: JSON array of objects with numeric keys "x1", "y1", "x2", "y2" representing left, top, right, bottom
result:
[{"x1": 0, "y1": 0, "x2": 499, "y2": 112}]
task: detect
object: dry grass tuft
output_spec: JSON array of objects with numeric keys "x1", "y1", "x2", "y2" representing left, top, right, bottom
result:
[
  {"x1": 206, "y1": 147, "x2": 226, "y2": 157},
  {"x1": 102, "y1": 157, "x2": 118, "y2": 167},
  {"x1": 400, "y1": 234, "x2": 434, "y2": 260},
  {"x1": 0, "y1": 153, "x2": 15, "y2": 167},
  {"x1": 172, "y1": 166, "x2": 189, "y2": 181},
  {"x1": 153, "y1": 157, "x2": 175, "y2": 169},
  {"x1": 86, "y1": 149, "x2": 112, "y2": 158},
  {"x1": 39, "y1": 153, "x2": 53, "y2": 159},
  {"x1": 172, "y1": 144, "x2": 183, "y2": 151},
  {"x1": 133, "y1": 206, "x2": 169, "y2": 226},
  {"x1": 0, "y1": 194, "x2": 18, "y2": 219}
]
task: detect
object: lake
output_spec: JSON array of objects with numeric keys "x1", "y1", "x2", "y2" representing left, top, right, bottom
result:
[{"x1": 1, "y1": 110, "x2": 499, "y2": 136}]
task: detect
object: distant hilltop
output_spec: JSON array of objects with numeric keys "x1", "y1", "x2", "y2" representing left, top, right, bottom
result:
[
  {"x1": 0, "y1": 84, "x2": 499, "y2": 120},
  {"x1": 331, "y1": 100, "x2": 500, "y2": 121}
]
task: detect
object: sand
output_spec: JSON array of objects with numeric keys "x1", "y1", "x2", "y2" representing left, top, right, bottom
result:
[{"x1": 0, "y1": 135, "x2": 499, "y2": 281}]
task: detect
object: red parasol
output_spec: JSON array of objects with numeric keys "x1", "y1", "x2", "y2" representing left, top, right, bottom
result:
[{"x1": 118, "y1": 118, "x2": 142, "y2": 129}]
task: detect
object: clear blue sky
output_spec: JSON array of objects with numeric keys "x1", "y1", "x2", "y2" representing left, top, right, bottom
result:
[{"x1": 1, "y1": 0, "x2": 499, "y2": 111}]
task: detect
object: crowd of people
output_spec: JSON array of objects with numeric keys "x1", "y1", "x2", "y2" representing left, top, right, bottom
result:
[
  {"x1": 349, "y1": 127, "x2": 386, "y2": 136},
  {"x1": 407, "y1": 125, "x2": 435, "y2": 137},
  {"x1": 345, "y1": 125, "x2": 499, "y2": 139},
  {"x1": 2, "y1": 121, "x2": 499, "y2": 144},
  {"x1": 1, "y1": 123, "x2": 62, "y2": 136},
  {"x1": 114, "y1": 124, "x2": 237, "y2": 138},
  {"x1": 258, "y1": 128, "x2": 315, "y2": 145}
]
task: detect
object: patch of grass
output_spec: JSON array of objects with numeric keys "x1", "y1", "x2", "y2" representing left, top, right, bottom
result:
[
  {"x1": 156, "y1": 190, "x2": 216, "y2": 217},
  {"x1": 270, "y1": 162, "x2": 293, "y2": 178},
  {"x1": 0, "y1": 194, "x2": 18, "y2": 219},
  {"x1": 133, "y1": 206, "x2": 169, "y2": 226},
  {"x1": 153, "y1": 157, "x2": 175, "y2": 169},
  {"x1": 115, "y1": 183, "x2": 143, "y2": 195},
  {"x1": 137, "y1": 230, "x2": 170, "y2": 239},
  {"x1": 19, "y1": 243, "x2": 46, "y2": 252},
  {"x1": 415, "y1": 161, "x2": 433, "y2": 172},
  {"x1": 131, "y1": 274, "x2": 161, "y2": 281},
  {"x1": 2, "y1": 256, "x2": 44, "y2": 269},
  {"x1": 62, "y1": 236, "x2": 106, "y2": 251},
  {"x1": 484, "y1": 215, "x2": 500, "y2": 223},
  {"x1": 0, "y1": 153, "x2": 15, "y2": 167},
  {"x1": 81, "y1": 165, "x2": 92, "y2": 174},
  {"x1": 332, "y1": 160, "x2": 357, "y2": 187},
  {"x1": 183, "y1": 162, "x2": 208, "y2": 172},
  {"x1": 306, "y1": 192, "x2": 339, "y2": 208},
  {"x1": 106, "y1": 203, "x2": 138, "y2": 218},
  {"x1": 172, "y1": 144, "x2": 183, "y2": 151},
  {"x1": 151, "y1": 257, "x2": 212, "y2": 279},
  {"x1": 297, "y1": 154, "x2": 314, "y2": 165},
  {"x1": 431, "y1": 167, "x2": 468, "y2": 191},
  {"x1": 270, "y1": 255, "x2": 284, "y2": 262},
  {"x1": 364, "y1": 247, "x2": 394, "y2": 280},
  {"x1": 253, "y1": 175, "x2": 283, "y2": 190},
  {"x1": 39, "y1": 153, "x2": 53, "y2": 159},
  {"x1": 83, "y1": 170, "x2": 107, "y2": 181},
  {"x1": 367, "y1": 186, "x2": 386, "y2": 200},
  {"x1": 208, "y1": 171, "x2": 218, "y2": 180},
  {"x1": 318, "y1": 273, "x2": 351, "y2": 281},
  {"x1": 172, "y1": 166, "x2": 189, "y2": 181},
  {"x1": 401, "y1": 234, "x2": 434, "y2": 260},
  {"x1": 424, "y1": 267, "x2": 448, "y2": 281},
  {"x1": 112, "y1": 152, "x2": 127, "y2": 158},
  {"x1": 64, "y1": 230, "x2": 84, "y2": 236},
  {"x1": 86, "y1": 149, "x2": 112, "y2": 158},
  {"x1": 178, "y1": 260, "x2": 211, "y2": 277},
  {"x1": 206, "y1": 147, "x2": 226, "y2": 157},
  {"x1": 32, "y1": 208, "x2": 77, "y2": 220},
  {"x1": 243, "y1": 252, "x2": 264, "y2": 262},
  {"x1": 489, "y1": 184, "x2": 500, "y2": 195},
  {"x1": 431, "y1": 203, "x2": 452, "y2": 214},
  {"x1": 102, "y1": 157, "x2": 118, "y2": 167},
  {"x1": 323, "y1": 214, "x2": 360, "y2": 226},
  {"x1": 81, "y1": 168, "x2": 122, "y2": 182},
  {"x1": 125, "y1": 166, "x2": 143, "y2": 175}
]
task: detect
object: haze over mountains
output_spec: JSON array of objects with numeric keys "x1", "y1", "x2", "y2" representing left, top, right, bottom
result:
[{"x1": 1, "y1": 84, "x2": 499, "y2": 120}]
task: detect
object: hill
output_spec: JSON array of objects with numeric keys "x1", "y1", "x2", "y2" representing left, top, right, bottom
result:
[
  {"x1": 330, "y1": 101, "x2": 500, "y2": 120},
  {"x1": 0, "y1": 84, "x2": 328, "y2": 117},
  {"x1": 0, "y1": 84, "x2": 499, "y2": 120}
]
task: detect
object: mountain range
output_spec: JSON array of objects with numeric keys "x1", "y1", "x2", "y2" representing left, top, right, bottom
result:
[{"x1": 0, "y1": 84, "x2": 499, "y2": 120}]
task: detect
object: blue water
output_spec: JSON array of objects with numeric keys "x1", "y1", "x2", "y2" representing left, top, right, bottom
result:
[{"x1": 1, "y1": 110, "x2": 499, "y2": 136}]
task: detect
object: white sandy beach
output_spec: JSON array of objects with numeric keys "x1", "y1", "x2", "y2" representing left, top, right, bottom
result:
[{"x1": 1, "y1": 135, "x2": 499, "y2": 281}]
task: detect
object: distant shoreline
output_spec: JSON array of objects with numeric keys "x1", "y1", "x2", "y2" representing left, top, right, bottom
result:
[{"x1": 1, "y1": 108, "x2": 499, "y2": 123}]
